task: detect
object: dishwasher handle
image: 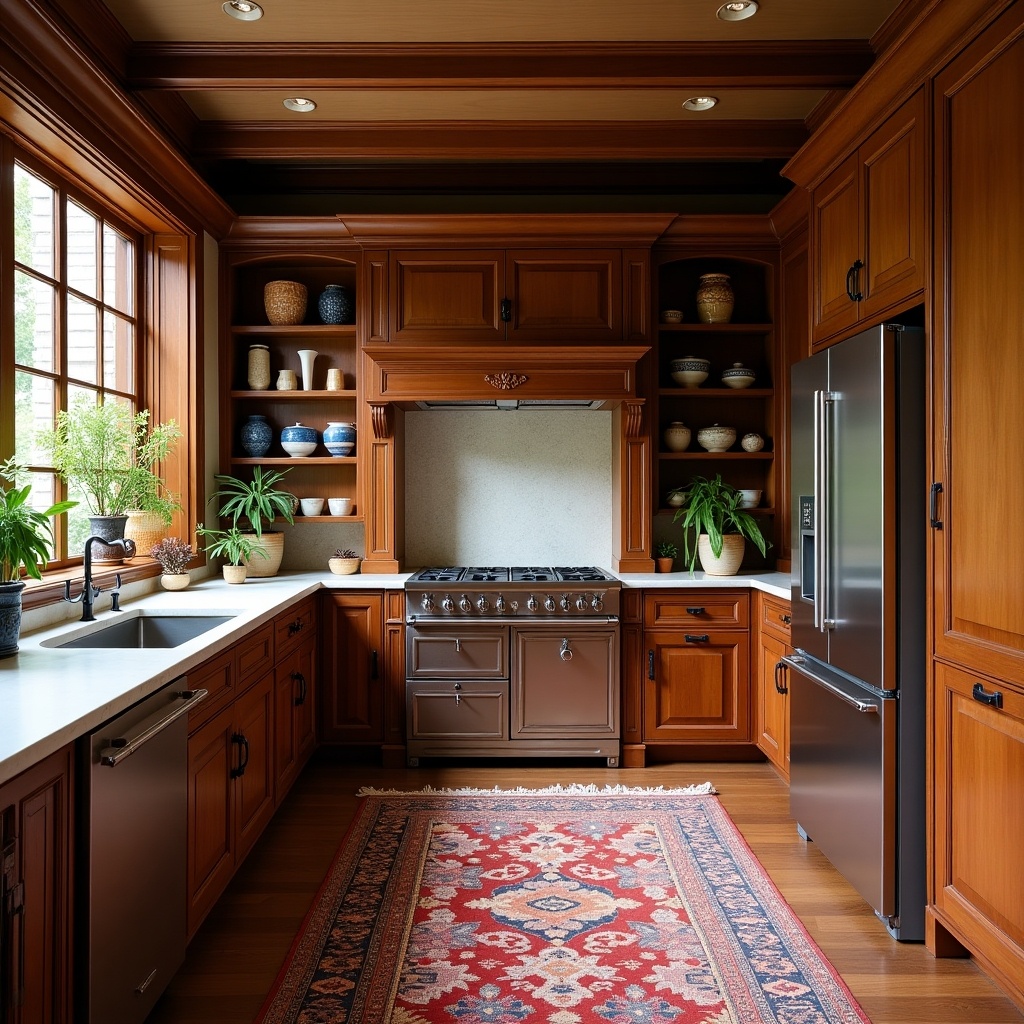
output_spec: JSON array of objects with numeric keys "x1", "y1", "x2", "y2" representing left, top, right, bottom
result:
[{"x1": 99, "y1": 688, "x2": 208, "y2": 766}]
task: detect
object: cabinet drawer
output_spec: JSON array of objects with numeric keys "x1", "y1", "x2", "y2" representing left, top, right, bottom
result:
[
  {"x1": 759, "y1": 593, "x2": 792, "y2": 644},
  {"x1": 274, "y1": 597, "x2": 317, "y2": 660},
  {"x1": 187, "y1": 646, "x2": 235, "y2": 731},
  {"x1": 406, "y1": 681, "x2": 508, "y2": 740},
  {"x1": 237, "y1": 621, "x2": 274, "y2": 680},
  {"x1": 407, "y1": 627, "x2": 509, "y2": 679},
  {"x1": 644, "y1": 591, "x2": 749, "y2": 629}
]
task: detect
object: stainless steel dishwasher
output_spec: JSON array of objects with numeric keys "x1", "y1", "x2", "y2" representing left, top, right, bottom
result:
[{"x1": 81, "y1": 678, "x2": 206, "y2": 1024}]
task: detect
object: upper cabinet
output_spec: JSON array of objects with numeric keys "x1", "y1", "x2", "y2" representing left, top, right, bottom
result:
[{"x1": 812, "y1": 88, "x2": 928, "y2": 346}]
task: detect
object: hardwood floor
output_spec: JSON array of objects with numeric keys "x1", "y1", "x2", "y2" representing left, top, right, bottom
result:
[{"x1": 149, "y1": 755, "x2": 1024, "y2": 1024}]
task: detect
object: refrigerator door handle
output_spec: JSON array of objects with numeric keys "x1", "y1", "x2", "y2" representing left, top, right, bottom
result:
[
  {"x1": 814, "y1": 390, "x2": 836, "y2": 632},
  {"x1": 783, "y1": 655, "x2": 879, "y2": 713}
]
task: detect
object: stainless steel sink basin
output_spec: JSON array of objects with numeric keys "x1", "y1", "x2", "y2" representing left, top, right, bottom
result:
[{"x1": 44, "y1": 613, "x2": 234, "y2": 649}]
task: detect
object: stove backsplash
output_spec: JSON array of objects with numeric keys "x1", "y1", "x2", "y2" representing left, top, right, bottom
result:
[{"x1": 405, "y1": 409, "x2": 613, "y2": 567}]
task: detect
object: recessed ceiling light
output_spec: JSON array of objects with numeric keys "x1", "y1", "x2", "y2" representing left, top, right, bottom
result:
[
  {"x1": 283, "y1": 97, "x2": 317, "y2": 112},
  {"x1": 682, "y1": 96, "x2": 718, "y2": 112},
  {"x1": 222, "y1": 0, "x2": 263, "y2": 20},
  {"x1": 716, "y1": 0, "x2": 758, "y2": 20}
]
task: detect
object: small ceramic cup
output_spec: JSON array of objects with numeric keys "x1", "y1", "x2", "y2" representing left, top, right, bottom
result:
[
  {"x1": 299, "y1": 497, "x2": 325, "y2": 516},
  {"x1": 328, "y1": 497, "x2": 353, "y2": 516},
  {"x1": 326, "y1": 368, "x2": 343, "y2": 391},
  {"x1": 661, "y1": 309, "x2": 684, "y2": 323},
  {"x1": 276, "y1": 369, "x2": 297, "y2": 390}
]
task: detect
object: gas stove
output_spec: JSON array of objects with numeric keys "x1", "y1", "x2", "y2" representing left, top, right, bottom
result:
[{"x1": 405, "y1": 566, "x2": 620, "y2": 619}]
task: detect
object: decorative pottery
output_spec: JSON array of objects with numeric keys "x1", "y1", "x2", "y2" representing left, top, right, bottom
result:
[
  {"x1": 741, "y1": 432, "x2": 765, "y2": 453},
  {"x1": 0, "y1": 580, "x2": 27, "y2": 658},
  {"x1": 222, "y1": 564, "x2": 247, "y2": 584},
  {"x1": 721, "y1": 362, "x2": 756, "y2": 389},
  {"x1": 697, "y1": 533, "x2": 745, "y2": 576},
  {"x1": 328, "y1": 497, "x2": 354, "y2": 516},
  {"x1": 323, "y1": 420, "x2": 356, "y2": 457},
  {"x1": 299, "y1": 497, "x2": 325, "y2": 516},
  {"x1": 655, "y1": 557, "x2": 675, "y2": 573},
  {"x1": 282, "y1": 492, "x2": 300, "y2": 516},
  {"x1": 660, "y1": 309, "x2": 684, "y2": 324},
  {"x1": 264, "y1": 280, "x2": 307, "y2": 326},
  {"x1": 328, "y1": 556, "x2": 361, "y2": 575},
  {"x1": 244, "y1": 531, "x2": 284, "y2": 577},
  {"x1": 160, "y1": 572, "x2": 190, "y2": 591},
  {"x1": 240, "y1": 414, "x2": 273, "y2": 457},
  {"x1": 669, "y1": 356, "x2": 710, "y2": 388},
  {"x1": 297, "y1": 348, "x2": 318, "y2": 390},
  {"x1": 662, "y1": 421, "x2": 692, "y2": 452},
  {"x1": 696, "y1": 424, "x2": 736, "y2": 452},
  {"x1": 695, "y1": 272, "x2": 735, "y2": 324},
  {"x1": 318, "y1": 284, "x2": 354, "y2": 325},
  {"x1": 123, "y1": 509, "x2": 166, "y2": 560},
  {"x1": 276, "y1": 369, "x2": 297, "y2": 390},
  {"x1": 247, "y1": 344, "x2": 271, "y2": 389},
  {"x1": 86, "y1": 515, "x2": 136, "y2": 565},
  {"x1": 280, "y1": 422, "x2": 318, "y2": 457},
  {"x1": 666, "y1": 489, "x2": 688, "y2": 508},
  {"x1": 325, "y1": 368, "x2": 343, "y2": 391},
  {"x1": 738, "y1": 489, "x2": 762, "y2": 509}
]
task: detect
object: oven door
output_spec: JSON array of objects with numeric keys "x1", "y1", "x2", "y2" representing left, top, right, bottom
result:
[{"x1": 406, "y1": 625, "x2": 508, "y2": 679}]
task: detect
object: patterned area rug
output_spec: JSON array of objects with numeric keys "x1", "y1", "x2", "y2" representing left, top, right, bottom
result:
[{"x1": 255, "y1": 785, "x2": 871, "y2": 1024}]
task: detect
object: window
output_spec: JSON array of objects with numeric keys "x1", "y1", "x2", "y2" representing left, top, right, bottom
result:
[{"x1": 12, "y1": 158, "x2": 140, "y2": 561}]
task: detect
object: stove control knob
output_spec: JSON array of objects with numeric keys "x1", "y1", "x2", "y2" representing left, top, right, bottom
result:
[
  {"x1": 442, "y1": 594, "x2": 455, "y2": 613},
  {"x1": 559, "y1": 594, "x2": 570, "y2": 611},
  {"x1": 527, "y1": 595, "x2": 538, "y2": 612},
  {"x1": 477, "y1": 595, "x2": 490, "y2": 613},
  {"x1": 576, "y1": 595, "x2": 588, "y2": 611},
  {"x1": 591, "y1": 593, "x2": 604, "y2": 612},
  {"x1": 495, "y1": 595, "x2": 507, "y2": 613},
  {"x1": 544, "y1": 595, "x2": 556, "y2": 612},
  {"x1": 459, "y1": 594, "x2": 472, "y2": 613},
  {"x1": 420, "y1": 593, "x2": 435, "y2": 612}
]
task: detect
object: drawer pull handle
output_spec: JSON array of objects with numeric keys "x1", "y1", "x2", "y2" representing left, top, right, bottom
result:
[
  {"x1": 500, "y1": 297, "x2": 512, "y2": 322},
  {"x1": 846, "y1": 258, "x2": 864, "y2": 302},
  {"x1": 454, "y1": 681, "x2": 462, "y2": 706},
  {"x1": 685, "y1": 606, "x2": 705, "y2": 616},
  {"x1": 780, "y1": 613, "x2": 792, "y2": 625},
  {"x1": 231, "y1": 732, "x2": 250, "y2": 778},
  {"x1": 292, "y1": 671, "x2": 306, "y2": 706},
  {"x1": 972, "y1": 682, "x2": 1003, "y2": 709},
  {"x1": 455, "y1": 638, "x2": 462, "y2": 653},
  {"x1": 288, "y1": 619, "x2": 304, "y2": 636},
  {"x1": 684, "y1": 633, "x2": 710, "y2": 644}
]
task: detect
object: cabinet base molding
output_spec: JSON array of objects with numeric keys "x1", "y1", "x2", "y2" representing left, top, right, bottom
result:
[
  {"x1": 925, "y1": 908, "x2": 970, "y2": 958},
  {"x1": 622, "y1": 743, "x2": 647, "y2": 769}
]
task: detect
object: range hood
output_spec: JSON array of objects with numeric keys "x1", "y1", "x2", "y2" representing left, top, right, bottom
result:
[{"x1": 415, "y1": 398, "x2": 609, "y2": 411}]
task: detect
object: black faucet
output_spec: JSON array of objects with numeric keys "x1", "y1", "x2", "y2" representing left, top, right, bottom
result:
[{"x1": 64, "y1": 536, "x2": 128, "y2": 622}]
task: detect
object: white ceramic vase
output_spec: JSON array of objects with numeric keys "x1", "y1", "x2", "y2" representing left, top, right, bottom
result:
[{"x1": 297, "y1": 348, "x2": 318, "y2": 391}]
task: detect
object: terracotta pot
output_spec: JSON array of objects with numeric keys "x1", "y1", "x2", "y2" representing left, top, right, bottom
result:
[
  {"x1": 222, "y1": 564, "x2": 247, "y2": 585},
  {"x1": 697, "y1": 533, "x2": 745, "y2": 576},
  {"x1": 243, "y1": 531, "x2": 285, "y2": 577},
  {"x1": 655, "y1": 557, "x2": 675, "y2": 573}
]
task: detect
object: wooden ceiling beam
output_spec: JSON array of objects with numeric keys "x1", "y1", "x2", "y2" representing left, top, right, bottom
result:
[{"x1": 126, "y1": 40, "x2": 873, "y2": 90}]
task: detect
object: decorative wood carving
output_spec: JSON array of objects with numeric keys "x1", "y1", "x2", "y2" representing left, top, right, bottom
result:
[
  {"x1": 622, "y1": 399, "x2": 645, "y2": 439},
  {"x1": 369, "y1": 402, "x2": 392, "y2": 440},
  {"x1": 484, "y1": 372, "x2": 528, "y2": 391}
]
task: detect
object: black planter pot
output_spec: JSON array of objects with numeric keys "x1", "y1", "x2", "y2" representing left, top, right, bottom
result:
[
  {"x1": 0, "y1": 580, "x2": 27, "y2": 658},
  {"x1": 87, "y1": 515, "x2": 137, "y2": 564}
]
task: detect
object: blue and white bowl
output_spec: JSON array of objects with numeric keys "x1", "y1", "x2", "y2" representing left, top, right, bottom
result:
[
  {"x1": 280, "y1": 422, "x2": 318, "y2": 457},
  {"x1": 323, "y1": 420, "x2": 356, "y2": 457},
  {"x1": 669, "y1": 356, "x2": 710, "y2": 388}
]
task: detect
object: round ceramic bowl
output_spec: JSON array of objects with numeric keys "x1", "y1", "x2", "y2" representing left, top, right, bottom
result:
[
  {"x1": 660, "y1": 309, "x2": 684, "y2": 324},
  {"x1": 299, "y1": 497, "x2": 325, "y2": 516},
  {"x1": 721, "y1": 362, "x2": 756, "y2": 389},
  {"x1": 280, "y1": 440, "x2": 317, "y2": 457},
  {"x1": 741, "y1": 433, "x2": 765, "y2": 453},
  {"x1": 666, "y1": 490, "x2": 688, "y2": 507},
  {"x1": 670, "y1": 356, "x2": 710, "y2": 388},
  {"x1": 696, "y1": 424, "x2": 736, "y2": 452},
  {"x1": 280, "y1": 422, "x2": 318, "y2": 457},
  {"x1": 738, "y1": 489, "x2": 762, "y2": 508}
]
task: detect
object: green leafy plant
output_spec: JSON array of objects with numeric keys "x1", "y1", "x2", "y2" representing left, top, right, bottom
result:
[
  {"x1": 654, "y1": 541, "x2": 678, "y2": 559},
  {"x1": 0, "y1": 459, "x2": 77, "y2": 582},
  {"x1": 210, "y1": 467, "x2": 294, "y2": 538},
  {"x1": 38, "y1": 396, "x2": 181, "y2": 522},
  {"x1": 149, "y1": 536, "x2": 194, "y2": 575},
  {"x1": 195, "y1": 523, "x2": 267, "y2": 567},
  {"x1": 672, "y1": 474, "x2": 769, "y2": 572}
]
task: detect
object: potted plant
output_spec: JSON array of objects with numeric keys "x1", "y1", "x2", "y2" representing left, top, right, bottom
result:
[
  {"x1": 654, "y1": 541, "x2": 677, "y2": 573},
  {"x1": 0, "y1": 459, "x2": 77, "y2": 656},
  {"x1": 328, "y1": 548, "x2": 361, "y2": 575},
  {"x1": 195, "y1": 524, "x2": 267, "y2": 585},
  {"x1": 38, "y1": 396, "x2": 181, "y2": 563},
  {"x1": 673, "y1": 474, "x2": 770, "y2": 576},
  {"x1": 209, "y1": 467, "x2": 294, "y2": 578},
  {"x1": 150, "y1": 536, "x2": 195, "y2": 591}
]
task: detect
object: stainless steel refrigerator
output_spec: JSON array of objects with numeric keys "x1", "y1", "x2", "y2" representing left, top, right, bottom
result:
[{"x1": 783, "y1": 321, "x2": 926, "y2": 941}]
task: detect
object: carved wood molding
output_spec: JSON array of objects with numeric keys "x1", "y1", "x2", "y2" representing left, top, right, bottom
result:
[
  {"x1": 622, "y1": 400, "x2": 645, "y2": 439},
  {"x1": 369, "y1": 402, "x2": 392, "y2": 440},
  {"x1": 484, "y1": 372, "x2": 528, "y2": 391}
]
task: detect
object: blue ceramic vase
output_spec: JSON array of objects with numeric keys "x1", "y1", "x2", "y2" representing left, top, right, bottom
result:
[
  {"x1": 323, "y1": 421, "x2": 356, "y2": 457},
  {"x1": 280, "y1": 422, "x2": 318, "y2": 457},
  {"x1": 240, "y1": 414, "x2": 273, "y2": 457},
  {"x1": 318, "y1": 284, "x2": 354, "y2": 325}
]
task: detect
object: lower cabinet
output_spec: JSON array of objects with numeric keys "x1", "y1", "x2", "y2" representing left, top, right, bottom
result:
[
  {"x1": 274, "y1": 638, "x2": 317, "y2": 802},
  {"x1": 754, "y1": 591, "x2": 793, "y2": 780},
  {"x1": 930, "y1": 661, "x2": 1024, "y2": 1007},
  {"x1": 0, "y1": 745, "x2": 74, "y2": 1024}
]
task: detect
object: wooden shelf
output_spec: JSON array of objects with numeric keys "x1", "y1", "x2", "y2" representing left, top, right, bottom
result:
[
  {"x1": 657, "y1": 451, "x2": 773, "y2": 460},
  {"x1": 659, "y1": 387, "x2": 773, "y2": 398},
  {"x1": 230, "y1": 389, "x2": 358, "y2": 400},
  {"x1": 229, "y1": 457, "x2": 357, "y2": 466},
  {"x1": 231, "y1": 324, "x2": 356, "y2": 337},
  {"x1": 657, "y1": 505, "x2": 776, "y2": 516},
  {"x1": 658, "y1": 322, "x2": 773, "y2": 333},
  {"x1": 280, "y1": 515, "x2": 363, "y2": 524}
]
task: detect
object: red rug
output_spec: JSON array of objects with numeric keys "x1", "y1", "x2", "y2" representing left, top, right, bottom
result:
[{"x1": 255, "y1": 785, "x2": 871, "y2": 1023}]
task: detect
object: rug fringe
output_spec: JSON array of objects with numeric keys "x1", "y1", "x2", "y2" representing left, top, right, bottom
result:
[{"x1": 355, "y1": 782, "x2": 717, "y2": 797}]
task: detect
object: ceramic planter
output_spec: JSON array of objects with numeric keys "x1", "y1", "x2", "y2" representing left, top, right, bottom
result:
[
  {"x1": 244, "y1": 531, "x2": 285, "y2": 577},
  {"x1": 222, "y1": 564, "x2": 247, "y2": 584},
  {"x1": 697, "y1": 533, "x2": 745, "y2": 576},
  {"x1": 328, "y1": 557, "x2": 361, "y2": 575},
  {"x1": 0, "y1": 580, "x2": 26, "y2": 658},
  {"x1": 160, "y1": 573, "x2": 190, "y2": 591}
]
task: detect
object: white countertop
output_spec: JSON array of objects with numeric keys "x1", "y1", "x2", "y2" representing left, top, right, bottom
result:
[{"x1": 1, "y1": 567, "x2": 789, "y2": 786}]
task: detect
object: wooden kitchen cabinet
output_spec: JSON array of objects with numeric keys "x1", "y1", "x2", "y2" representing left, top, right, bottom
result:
[
  {"x1": 274, "y1": 635, "x2": 317, "y2": 803},
  {"x1": 754, "y1": 592, "x2": 793, "y2": 780},
  {"x1": 0, "y1": 745, "x2": 73, "y2": 1024},
  {"x1": 812, "y1": 88, "x2": 927, "y2": 346}
]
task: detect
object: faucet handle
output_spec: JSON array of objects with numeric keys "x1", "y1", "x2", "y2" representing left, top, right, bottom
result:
[{"x1": 110, "y1": 573, "x2": 123, "y2": 612}]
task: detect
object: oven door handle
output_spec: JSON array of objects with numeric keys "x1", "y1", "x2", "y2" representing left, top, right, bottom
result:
[{"x1": 406, "y1": 615, "x2": 618, "y2": 626}]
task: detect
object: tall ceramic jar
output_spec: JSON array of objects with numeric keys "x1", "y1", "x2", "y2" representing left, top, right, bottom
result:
[
  {"x1": 695, "y1": 273, "x2": 735, "y2": 324},
  {"x1": 323, "y1": 421, "x2": 356, "y2": 457},
  {"x1": 240, "y1": 414, "x2": 273, "y2": 457},
  {"x1": 247, "y1": 344, "x2": 270, "y2": 390},
  {"x1": 318, "y1": 284, "x2": 354, "y2": 324}
]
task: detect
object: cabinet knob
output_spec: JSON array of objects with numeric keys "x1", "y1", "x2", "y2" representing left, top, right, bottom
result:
[
  {"x1": 780, "y1": 613, "x2": 792, "y2": 625},
  {"x1": 685, "y1": 607, "x2": 705, "y2": 616}
]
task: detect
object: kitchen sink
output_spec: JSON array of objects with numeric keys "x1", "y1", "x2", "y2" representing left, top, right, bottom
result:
[{"x1": 43, "y1": 612, "x2": 235, "y2": 649}]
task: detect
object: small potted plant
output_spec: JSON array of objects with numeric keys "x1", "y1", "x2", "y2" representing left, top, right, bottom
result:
[
  {"x1": 654, "y1": 541, "x2": 677, "y2": 573},
  {"x1": 195, "y1": 523, "x2": 267, "y2": 585},
  {"x1": 209, "y1": 467, "x2": 294, "y2": 577},
  {"x1": 673, "y1": 474, "x2": 769, "y2": 576},
  {"x1": 0, "y1": 459, "x2": 77, "y2": 656},
  {"x1": 150, "y1": 536, "x2": 195, "y2": 591},
  {"x1": 328, "y1": 548, "x2": 361, "y2": 575}
]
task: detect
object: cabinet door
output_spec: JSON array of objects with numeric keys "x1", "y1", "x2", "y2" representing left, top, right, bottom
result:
[
  {"x1": 933, "y1": 662, "x2": 1024, "y2": 1000},
  {"x1": 232, "y1": 672, "x2": 276, "y2": 863},
  {"x1": 506, "y1": 250, "x2": 621, "y2": 342},
  {"x1": 812, "y1": 152, "x2": 861, "y2": 343},
  {"x1": 756, "y1": 630, "x2": 791, "y2": 778},
  {"x1": 389, "y1": 251, "x2": 504, "y2": 343},
  {"x1": 644, "y1": 630, "x2": 750, "y2": 743},
  {"x1": 933, "y1": 15, "x2": 1024, "y2": 687},
  {"x1": 320, "y1": 591, "x2": 385, "y2": 744},
  {"x1": 274, "y1": 638, "x2": 317, "y2": 802}
]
